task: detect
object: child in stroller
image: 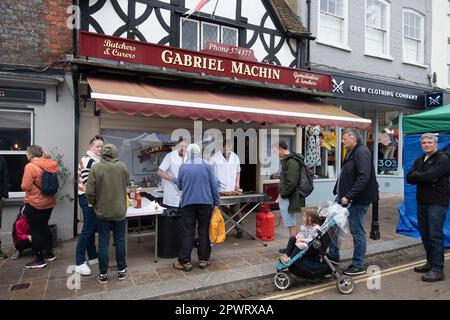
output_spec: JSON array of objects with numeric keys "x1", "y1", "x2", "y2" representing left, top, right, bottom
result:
[
  {"x1": 279, "y1": 208, "x2": 321, "y2": 264},
  {"x1": 274, "y1": 202, "x2": 355, "y2": 294}
]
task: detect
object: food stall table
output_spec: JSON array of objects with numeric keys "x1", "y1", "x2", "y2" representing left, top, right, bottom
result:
[
  {"x1": 219, "y1": 192, "x2": 270, "y2": 246},
  {"x1": 126, "y1": 197, "x2": 164, "y2": 262}
]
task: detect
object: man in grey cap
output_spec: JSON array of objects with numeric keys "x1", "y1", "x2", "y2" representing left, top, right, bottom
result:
[{"x1": 173, "y1": 144, "x2": 220, "y2": 272}]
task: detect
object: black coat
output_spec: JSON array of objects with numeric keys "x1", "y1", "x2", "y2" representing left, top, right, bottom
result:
[
  {"x1": 0, "y1": 155, "x2": 9, "y2": 198},
  {"x1": 333, "y1": 143, "x2": 379, "y2": 205},
  {"x1": 406, "y1": 150, "x2": 450, "y2": 206}
]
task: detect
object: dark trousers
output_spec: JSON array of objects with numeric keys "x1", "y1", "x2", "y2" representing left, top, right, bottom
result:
[
  {"x1": 75, "y1": 194, "x2": 98, "y2": 265},
  {"x1": 24, "y1": 204, "x2": 53, "y2": 262},
  {"x1": 417, "y1": 204, "x2": 447, "y2": 272},
  {"x1": 286, "y1": 236, "x2": 301, "y2": 258},
  {"x1": 0, "y1": 198, "x2": 3, "y2": 246},
  {"x1": 15, "y1": 239, "x2": 32, "y2": 252},
  {"x1": 179, "y1": 204, "x2": 213, "y2": 264},
  {"x1": 97, "y1": 219, "x2": 126, "y2": 275}
]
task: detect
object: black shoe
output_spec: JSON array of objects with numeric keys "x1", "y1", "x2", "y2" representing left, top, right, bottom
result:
[
  {"x1": 25, "y1": 259, "x2": 47, "y2": 269},
  {"x1": 278, "y1": 248, "x2": 287, "y2": 254},
  {"x1": 414, "y1": 263, "x2": 431, "y2": 273},
  {"x1": 118, "y1": 269, "x2": 128, "y2": 281},
  {"x1": 326, "y1": 254, "x2": 340, "y2": 265},
  {"x1": 236, "y1": 230, "x2": 243, "y2": 239},
  {"x1": 343, "y1": 265, "x2": 366, "y2": 276},
  {"x1": 421, "y1": 270, "x2": 445, "y2": 282},
  {"x1": 97, "y1": 273, "x2": 109, "y2": 284}
]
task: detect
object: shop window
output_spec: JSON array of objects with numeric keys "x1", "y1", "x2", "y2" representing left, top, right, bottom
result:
[
  {"x1": 100, "y1": 128, "x2": 174, "y2": 187},
  {"x1": 318, "y1": 0, "x2": 348, "y2": 48},
  {"x1": 377, "y1": 111, "x2": 399, "y2": 175},
  {"x1": 403, "y1": 10, "x2": 424, "y2": 65},
  {"x1": 261, "y1": 134, "x2": 294, "y2": 181},
  {"x1": 0, "y1": 109, "x2": 33, "y2": 196},
  {"x1": 317, "y1": 127, "x2": 337, "y2": 179},
  {"x1": 365, "y1": 0, "x2": 390, "y2": 57},
  {"x1": 181, "y1": 19, "x2": 239, "y2": 51}
]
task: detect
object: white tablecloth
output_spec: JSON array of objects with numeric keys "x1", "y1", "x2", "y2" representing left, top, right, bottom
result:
[{"x1": 126, "y1": 197, "x2": 164, "y2": 217}]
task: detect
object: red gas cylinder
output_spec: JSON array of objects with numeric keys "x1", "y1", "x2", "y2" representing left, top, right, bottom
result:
[{"x1": 256, "y1": 204, "x2": 278, "y2": 241}]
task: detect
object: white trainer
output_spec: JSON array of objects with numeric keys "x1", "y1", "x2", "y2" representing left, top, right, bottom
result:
[
  {"x1": 75, "y1": 262, "x2": 92, "y2": 276},
  {"x1": 88, "y1": 258, "x2": 99, "y2": 265}
]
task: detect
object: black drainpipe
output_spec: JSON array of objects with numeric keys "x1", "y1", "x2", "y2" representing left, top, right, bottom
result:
[
  {"x1": 72, "y1": 0, "x2": 80, "y2": 238},
  {"x1": 306, "y1": 0, "x2": 311, "y2": 70}
]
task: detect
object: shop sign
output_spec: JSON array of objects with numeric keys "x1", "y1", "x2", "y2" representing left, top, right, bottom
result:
[
  {"x1": 138, "y1": 144, "x2": 173, "y2": 163},
  {"x1": 201, "y1": 42, "x2": 257, "y2": 62},
  {"x1": 79, "y1": 31, "x2": 331, "y2": 92},
  {"x1": 425, "y1": 92, "x2": 443, "y2": 109},
  {"x1": 0, "y1": 87, "x2": 45, "y2": 104},
  {"x1": 329, "y1": 73, "x2": 426, "y2": 109},
  {"x1": 378, "y1": 159, "x2": 398, "y2": 172}
]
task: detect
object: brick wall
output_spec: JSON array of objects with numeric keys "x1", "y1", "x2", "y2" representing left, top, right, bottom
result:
[{"x1": 0, "y1": 0, "x2": 72, "y2": 66}]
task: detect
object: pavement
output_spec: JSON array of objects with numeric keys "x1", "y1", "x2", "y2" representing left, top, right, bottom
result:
[{"x1": 0, "y1": 193, "x2": 422, "y2": 300}]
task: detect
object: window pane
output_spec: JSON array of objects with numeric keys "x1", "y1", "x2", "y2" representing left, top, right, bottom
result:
[
  {"x1": 404, "y1": 38, "x2": 419, "y2": 62},
  {"x1": 0, "y1": 111, "x2": 31, "y2": 151},
  {"x1": 366, "y1": 27, "x2": 385, "y2": 54},
  {"x1": 181, "y1": 20, "x2": 198, "y2": 51},
  {"x1": 320, "y1": 0, "x2": 327, "y2": 12},
  {"x1": 320, "y1": 13, "x2": 344, "y2": 44},
  {"x1": 202, "y1": 23, "x2": 218, "y2": 49},
  {"x1": 3, "y1": 154, "x2": 28, "y2": 192},
  {"x1": 329, "y1": 0, "x2": 336, "y2": 15},
  {"x1": 222, "y1": 27, "x2": 237, "y2": 46}
]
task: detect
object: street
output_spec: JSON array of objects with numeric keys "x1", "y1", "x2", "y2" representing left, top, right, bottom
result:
[{"x1": 264, "y1": 253, "x2": 450, "y2": 300}]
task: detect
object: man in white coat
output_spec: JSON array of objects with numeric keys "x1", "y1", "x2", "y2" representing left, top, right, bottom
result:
[
  {"x1": 157, "y1": 140, "x2": 187, "y2": 209},
  {"x1": 210, "y1": 142, "x2": 243, "y2": 238}
]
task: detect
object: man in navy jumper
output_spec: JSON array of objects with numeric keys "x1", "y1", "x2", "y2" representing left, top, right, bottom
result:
[{"x1": 173, "y1": 144, "x2": 220, "y2": 271}]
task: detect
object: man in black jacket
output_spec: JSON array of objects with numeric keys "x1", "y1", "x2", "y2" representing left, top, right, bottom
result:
[
  {"x1": 0, "y1": 155, "x2": 10, "y2": 259},
  {"x1": 406, "y1": 133, "x2": 450, "y2": 282},
  {"x1": 328, "y1": 129, "x2": 379, "y2": 276}
]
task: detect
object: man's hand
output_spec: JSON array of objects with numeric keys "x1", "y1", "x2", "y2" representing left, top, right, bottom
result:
[
  {"x1": 88, "y1": 204, "x2": 93, "y2": 208},
  {"x1": 341, "y1": 197, "x2": 349, "y2": 205},
  {"x1": 27, "y1": 235, "x2": 32, "y2": 242},
  {"x1": 235, "y1": 184, "x2": 240, "y2": 192},
  {"x1": 275, "y1": 195, "x2": 280, "y2": 203}
]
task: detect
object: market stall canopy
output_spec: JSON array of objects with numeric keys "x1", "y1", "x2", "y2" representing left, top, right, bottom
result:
[
  {"x1": 87, "y1": 77, "x2": 371, "y2": 129},
  {"x1": 403, "y1": 104, "x2": 450, "y2": 134}
]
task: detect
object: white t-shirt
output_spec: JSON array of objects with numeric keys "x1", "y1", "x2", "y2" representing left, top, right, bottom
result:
[
  {"x1": 159, "y1": 150, "x2": 185, "y2": 207},
  {"x1": 210, "y1": 151, "x2": 241, "y2": 192}
]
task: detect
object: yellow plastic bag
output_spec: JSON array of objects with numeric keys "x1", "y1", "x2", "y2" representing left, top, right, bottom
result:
[{"x1": 209, "y1": 207, "x2": 226, "y2": 244}]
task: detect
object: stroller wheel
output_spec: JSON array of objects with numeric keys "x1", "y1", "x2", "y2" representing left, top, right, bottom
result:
[
  {"x1": 274, "y1": 272, "x2": 292, "y2": 290},
  {"x1": 336, "y1": 275, "x2": 355, "y2": 294}
]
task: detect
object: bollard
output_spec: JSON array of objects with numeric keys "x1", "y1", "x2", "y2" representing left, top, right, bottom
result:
[{"x1": 370, "y1": 200, "x2": 381, "y2": 240}]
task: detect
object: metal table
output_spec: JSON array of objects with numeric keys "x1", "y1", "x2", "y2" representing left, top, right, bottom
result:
[{"x1": 219, "y1": 192, "x2": 270, "y2": 246}]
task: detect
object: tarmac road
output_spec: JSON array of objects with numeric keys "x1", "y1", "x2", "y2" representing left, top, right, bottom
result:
[{"x1": 263, "y1": 252, "x2": 450, "y2": 300}]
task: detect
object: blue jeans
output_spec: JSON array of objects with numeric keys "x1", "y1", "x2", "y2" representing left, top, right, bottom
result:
[
  {"x1": 97, "y1": 218, "x2": 127, "y2": 275},
  {"x1": 75, "y1": 195, "x2": 98, "y2": 266},
  {"x1": 328, "y1": 203, "x2": 369, "y2": 269},
  {"x1": 417, "y1": 204, "x2": 447, "y2": 272}
]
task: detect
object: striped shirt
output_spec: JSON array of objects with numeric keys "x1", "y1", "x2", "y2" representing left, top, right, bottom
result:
[{"x1": 78, "y1": 151, "x2": 100, "y2": 195}]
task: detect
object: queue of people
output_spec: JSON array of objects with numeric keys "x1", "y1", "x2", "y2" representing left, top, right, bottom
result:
[{"x1": 0, "y1": 130, "x2": 448, "y2": 285}]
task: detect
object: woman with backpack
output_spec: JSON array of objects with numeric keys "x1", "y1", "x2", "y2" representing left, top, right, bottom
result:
[{"x1": 21, "y1": 145, "x2": 58, "y2": 269}]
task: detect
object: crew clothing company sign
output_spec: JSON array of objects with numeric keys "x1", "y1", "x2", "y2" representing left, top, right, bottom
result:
[
  {"x1": 331, "y1": 74, "x2": 425, "y2": 109},
  {"x1": 79, "y1": 31, "x2": 331, "y2": 92}
]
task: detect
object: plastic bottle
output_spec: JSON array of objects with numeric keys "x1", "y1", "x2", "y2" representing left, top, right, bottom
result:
[{"x1": 134, "y1": 190, "x2": 142, "y2": 209}]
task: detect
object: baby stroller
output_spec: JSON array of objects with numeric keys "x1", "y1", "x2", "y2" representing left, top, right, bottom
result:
[{"x1": 274, "y1": 202, "x2": 355, "y2": 294}]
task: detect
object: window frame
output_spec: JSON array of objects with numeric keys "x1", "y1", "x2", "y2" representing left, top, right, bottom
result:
[
  {"x1": 402, "y1": 9, "x2": 425, "y2": 65},
  {"x1": 317, "y1": 0, "x2": 350, "y2": 50},
  {"x1": 180, "y1": 18, "x2": 200, "y2": 51},
  {"x1": 0, "y1": 107, "x2": 34, "y2": 198},
  {"x1": 364, "y1": 0, "x2": 391, "y2": 59}
]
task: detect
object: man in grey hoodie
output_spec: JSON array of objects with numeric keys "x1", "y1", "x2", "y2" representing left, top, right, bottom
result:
[{"x1": 86, "y1": 144, "x2": 129, "y2": 284}]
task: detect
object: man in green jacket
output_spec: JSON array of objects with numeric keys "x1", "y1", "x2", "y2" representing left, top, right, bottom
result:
[
  {"x1": 86, "y1": 144, "x2": 129, "y2": 284},
  {"x1": 274, "y1": 140, "x2": 304, "y2": 252}
]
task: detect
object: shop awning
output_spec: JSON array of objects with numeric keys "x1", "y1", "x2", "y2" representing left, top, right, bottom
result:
[{"x1": 87, "y1": 77, "x2": 371, "y2": 129}]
